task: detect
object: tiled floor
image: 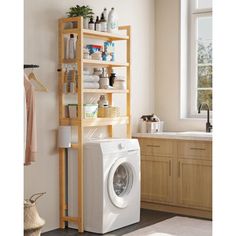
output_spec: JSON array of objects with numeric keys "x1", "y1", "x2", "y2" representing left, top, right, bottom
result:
[{"x1": 42, "y1": 209, "x2": 176, "y2": 236}]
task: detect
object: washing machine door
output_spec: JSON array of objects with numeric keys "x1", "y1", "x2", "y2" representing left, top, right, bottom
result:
[{"x1": 108, "y1": 157, "x2": 136, "y2": 209}]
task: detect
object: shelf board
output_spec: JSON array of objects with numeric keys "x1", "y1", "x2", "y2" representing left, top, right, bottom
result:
[
  {"x1": 84, "y1": 116, "x2": 129, "y2": 127},
  {"x1": 83, "y1": 59, "x2": 129, "y2": 67},
  {"x1": 71, "y1": 143, "x2": 79, "y2": 149},
  {"x1": 64, "y1": 89, "x2": 129, "y2": 94},
  {"x1": 63, "y1": 59, "x2": 77, "y2": 64},
  {"x1": 62, "y1": 28, "x2": 79, "y2": 34},
  {"x1": 62, "y1": 28, "x2": 129, "y2": 41},
  {"x1": 62, "y1": 59, "x2": 129, "y2": 67},
  {"x1": 60, "y1": 118, "x2": 81, "y2": 126},
  {"x1": 60, "y1": 116, "x2": 129, "y2": 127},
  {"x1": 84, "y1": 89, "x2": 129, "y2": 94},
  {"x1": 83, "y1": 29, "x2": 129, "y2": 41}
]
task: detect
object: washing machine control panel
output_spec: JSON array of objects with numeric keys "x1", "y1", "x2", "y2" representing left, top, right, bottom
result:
[{"x1": 118, "y1": 143, "x2": 125, "y2": 150}]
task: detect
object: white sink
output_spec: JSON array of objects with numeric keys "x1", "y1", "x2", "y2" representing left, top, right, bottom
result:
[
  {"x1": 133, "y1": 131, "x2": 212, "y2": 141},
  {"x1": 177, "y1": 131, "x2": 212, "y2": 137}
]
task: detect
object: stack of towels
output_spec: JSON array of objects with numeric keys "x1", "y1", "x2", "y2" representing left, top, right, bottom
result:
[{"x1": 83, "y1": 70, "x2": 100, "y2": 89}]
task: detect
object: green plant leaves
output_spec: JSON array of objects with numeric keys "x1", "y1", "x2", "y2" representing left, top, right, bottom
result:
[{"x1": 67, "y1": 5, "x2": 94, "y2": 18}]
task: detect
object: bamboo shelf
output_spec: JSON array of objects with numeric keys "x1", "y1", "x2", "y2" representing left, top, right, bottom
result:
[
  {"x1": 83, "y1": 89, "x2": 129, "y2": 94},
  {"x1": 63, "y1": 59, "x2": 129, "y2": 67},
  {"x1": 60, "y1": 116, "x2": 129, "y2": 127},
  {"x1": 58, "y1": 16, "x2": 131, "y2": 232},
  {"x1": 64, "y1": 89, "x2": 129, "y2": 94},
  {"x1": 62, "y1": 28, "x2": 129, "y2": 41}
]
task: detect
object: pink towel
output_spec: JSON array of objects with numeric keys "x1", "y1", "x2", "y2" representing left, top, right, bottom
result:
[{"x1": 24, "y1": 74, "x2": 37, "y2": 165}]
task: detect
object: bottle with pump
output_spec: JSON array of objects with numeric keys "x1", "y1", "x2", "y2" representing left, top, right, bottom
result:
[
  {"x1": 100, "y1": 13, "x2": 107, "y2": 32},
  {"x1": 109, "y1": 69, "x2": 117, "y2": 87},
  {"x1": 88, "y1": 16, "x2": 95, "y2": 30},
  {"x1": 108, "y1": 7, "x2": 118, "y2": 33},
  {"x1": 103, "y1": 8, "x2": 108, "y2": 21},
  {"x1": 68, "y1": 34, "x2": 76, "y2": 59},
  {"x1": 95, "y1": 16, "x2": 101, "y2": 31}
]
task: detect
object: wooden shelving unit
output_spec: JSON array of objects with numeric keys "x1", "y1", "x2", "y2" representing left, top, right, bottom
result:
[{"x1": 58, "y1": 17, "x2": 131, "y2": 232}]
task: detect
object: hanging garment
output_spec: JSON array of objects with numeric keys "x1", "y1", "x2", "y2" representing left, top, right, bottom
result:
[{"x1": 24, "y1": 74, "x2": 37, "y2": 165}]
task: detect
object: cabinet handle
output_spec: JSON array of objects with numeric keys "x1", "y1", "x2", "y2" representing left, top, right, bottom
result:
[
  {"x1": 169, "y1": 160, "x2": 171, "y2": 176},
  {"x1": 178, "y1": 161, "x2": 180, "y2": 178},
  {"x1": 147, "y1": 145, "x2": 160, "y2": 148},
  {"x1": 190, "y1": 147, "x2": 206, "y2": 151}
]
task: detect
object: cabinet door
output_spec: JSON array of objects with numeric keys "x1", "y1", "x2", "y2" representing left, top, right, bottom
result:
[
  {"x1": 177, "y1": 159, "x2": 212, "y2": 210},
  {"x1": 141, "y1": 155, "x2": 173, "y2": 204}
]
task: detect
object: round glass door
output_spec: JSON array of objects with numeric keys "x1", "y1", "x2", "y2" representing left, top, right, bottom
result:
[
  {"x1": 108, "y1": 158, "x2": 135, "y2": 208},
  {"x1": 113, "y1": 164, "x2": 131, "y2": 197}
]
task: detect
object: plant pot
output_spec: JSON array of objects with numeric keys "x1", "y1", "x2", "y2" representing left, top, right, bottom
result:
[{"x1": 83, "y1": 17, "x2": 89, "y2": 29}]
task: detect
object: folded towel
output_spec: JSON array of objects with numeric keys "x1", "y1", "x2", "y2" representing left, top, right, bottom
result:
[
  {"x1": 83, "y1": 75, "x2": 100, "y2": 82},
  {"x1": 83, "y1": 70, "x2": 90, "y2": 75},
  {"x1": 84, "y1": 82, "x2": 100, "y2": 89}
]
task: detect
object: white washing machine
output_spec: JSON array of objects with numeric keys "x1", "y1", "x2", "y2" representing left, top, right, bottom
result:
[{"x1": 83, "y1": 138, "x2": 140, "y2": 234}]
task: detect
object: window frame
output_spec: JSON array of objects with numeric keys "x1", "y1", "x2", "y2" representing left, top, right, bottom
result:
[{"x1": 188, "y1": 1, "x2": 212, "y2": 118}]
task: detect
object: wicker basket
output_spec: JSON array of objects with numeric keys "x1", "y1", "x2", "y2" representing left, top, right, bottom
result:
[
  {"x1": 98, "y1": 106, "x2": 120, "y2": 118},
  {"x1": 24, "y1": 193, "x2": 46, "y2": 236}
]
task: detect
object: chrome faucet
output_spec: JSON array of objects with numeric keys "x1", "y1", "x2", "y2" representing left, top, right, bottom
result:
[{"x1": 198, "y1": 103, "x2": 212, "y2": 133}]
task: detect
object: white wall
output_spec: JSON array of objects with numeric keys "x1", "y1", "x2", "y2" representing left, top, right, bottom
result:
[
  {"x1": 155, "y1": 0, "x2": 206, "y2": 131},
  {"x1": 24, "y1": 0, "x2": 155, "y2": 232}
]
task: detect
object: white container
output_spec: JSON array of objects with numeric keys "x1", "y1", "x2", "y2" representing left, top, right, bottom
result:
[
  {"x1": 58, "y1": 126, "x2": 71, "y2": 148},
  {"x1": 83, "y1": 48, "x2": 91, "y2": 59},
  {"x1": 108, "y1": 8, "x2": 118, "y2": 33},
  {"x1": 91, "y1": 51, "x2": 102, "y2": 60},
  {"x1": 99, "y1": 77, "x2": 109, "y2": 89},
  {"x1": 146, "y1": 121, "x2": 164, "y2": 133},
  {"x1": 113, "y1": 79, "x2": 126, "y2": 90},
  {"x1": 84, "y1": 104, "x2": 98, "y2": 118},
  {"x1": 138, "y1": 119, "x2": 147, "y2": 133},
  {"x1": 83, "y1": 17, "x2": 89, "y2": 29},
  {"x1": 68, "y1": 34, "x2": 76, "y2": 59}
]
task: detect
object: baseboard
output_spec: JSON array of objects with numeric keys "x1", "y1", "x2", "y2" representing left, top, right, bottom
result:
[{"x1": 141, "y1": 201, "x2": 212, "y2": 219}]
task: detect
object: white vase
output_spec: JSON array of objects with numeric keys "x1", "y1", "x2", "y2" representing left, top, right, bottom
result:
[{"x1": 83, "y1": 17, "x2": 89, "y2": 29}]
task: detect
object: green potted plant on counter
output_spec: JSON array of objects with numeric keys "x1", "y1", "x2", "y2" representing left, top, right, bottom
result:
[{"x1": 67, "y1": 5, "x2": 94, "y2": 29}]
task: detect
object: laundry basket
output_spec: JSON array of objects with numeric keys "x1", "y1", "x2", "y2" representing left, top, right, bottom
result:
[{"x1": 24, "y1": 193, "x2": 46, "y2": 236}]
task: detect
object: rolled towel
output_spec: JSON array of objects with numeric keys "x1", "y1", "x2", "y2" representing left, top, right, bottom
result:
[
  {"x1": 83, "y1": 75, "x2": 100, "y2": 82},
  {"x1": 83, "y1": 82, "x2": 100, "y2": 89},
  {"x1": 83, "y1": 69, "x2": 90, "y2": 75}
]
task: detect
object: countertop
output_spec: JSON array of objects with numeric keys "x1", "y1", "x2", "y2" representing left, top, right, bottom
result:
[{"x1": 133, "y1": 131, "x2": 212, "y2": 141}]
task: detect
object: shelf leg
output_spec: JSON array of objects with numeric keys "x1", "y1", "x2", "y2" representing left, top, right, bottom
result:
[
  {"x1": 126, "y1": 26, "x2": 132, "y2": 138},
  {"x1": 59, "y1": 148, "x2": 66, "y2": 228},
  {"x1": 108, "y1": 92, "x2": 113, "y2": 137},
  {"x1": 77, "y1": 17, "x2": 84, "y2": 233}
]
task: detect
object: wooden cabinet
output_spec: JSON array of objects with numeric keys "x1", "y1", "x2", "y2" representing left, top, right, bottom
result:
[
  {"x1": 177, "y1": 140, "x2": 212, "y2": 210},
  {"x1": 177, "y1": 140, "x2": 212, "y2": 160},
  {"x1": 141, "y1": 155, "x2": 173, "y2": 204},
  {"x1": 178, "y1": 159, "x2": 212, "y2": 210},
  {"x1": 138, "y1": 137, "x2": 212, "y2": 219},
  {"x1": 140, "y1": 139, "x2": 175, "y2": 204}
]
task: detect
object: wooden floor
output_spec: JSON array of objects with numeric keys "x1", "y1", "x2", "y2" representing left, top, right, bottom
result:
[{"x1": 42, "y1": 209, "x2": 176, "y2": 236}]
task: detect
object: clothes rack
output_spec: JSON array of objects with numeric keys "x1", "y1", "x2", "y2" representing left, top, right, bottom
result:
[
  {"x1": 24, "y1": 64, "x2": 48, "y2": 92},
  {"x1": 24, "y1": 64, "x2": 40, "y2": 69}
]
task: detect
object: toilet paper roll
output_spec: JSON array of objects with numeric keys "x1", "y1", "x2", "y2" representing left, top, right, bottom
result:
[{"x1": 58, "y1": 126, "x2": 71, "y2": 148}]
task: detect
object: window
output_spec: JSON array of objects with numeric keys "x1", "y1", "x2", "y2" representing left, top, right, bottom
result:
[{"x1": 180, "y1": 0, "x2": 212, "y2": 118}]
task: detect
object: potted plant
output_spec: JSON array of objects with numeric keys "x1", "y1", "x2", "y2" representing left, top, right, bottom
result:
[{"x1": 67, "y1": 5, "x2": 94, "y2": 29}]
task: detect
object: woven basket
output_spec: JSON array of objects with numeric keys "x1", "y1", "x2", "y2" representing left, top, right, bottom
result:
[
  {"x1": 24, "y1": 193, "x2": 46, "y2": 236},
  {"x1": 98, "y1": 106, "x2": 120, "y2": 118}
]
